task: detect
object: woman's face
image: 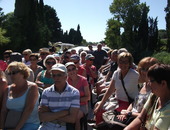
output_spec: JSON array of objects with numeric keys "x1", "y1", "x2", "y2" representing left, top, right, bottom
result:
[
  {"x1": 30, "y1": 56, "x2": 38, "y2": 64},
  {"x1": 148, "y1": 78, "x2": 161, "y2": 96},
  {"x1": 139, "y1": 66, "x2": 150, "y2": 82},
  {"x1": 67, "y1": 65, "x2": 77, "y2": 77},
  {"x1": 7, "y1": 67, "x2": 23, "y2": 83},
  {"x1": 45, "y1": 59, "x2": 56, "y2": 70},
  {"x1": 118, "y1": 57, "x2": 130, "y2": 72}
]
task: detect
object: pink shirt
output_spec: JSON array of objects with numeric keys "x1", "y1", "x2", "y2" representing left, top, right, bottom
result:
[{"x1": 68, "y1": 75, "x2": 88, "y2": 105}]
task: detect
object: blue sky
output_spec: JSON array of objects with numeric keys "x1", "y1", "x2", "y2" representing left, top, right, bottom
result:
[{"x1": 0, "y1": 0, "x2": 167, "y2": 42}]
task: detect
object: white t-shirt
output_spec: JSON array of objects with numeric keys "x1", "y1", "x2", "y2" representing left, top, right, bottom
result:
[{"x1": 112, "y1": 68, "x2": 139, "y2": 102}]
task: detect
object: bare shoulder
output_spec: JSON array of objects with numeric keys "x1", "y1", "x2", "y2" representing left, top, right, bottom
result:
[
  {"x1": 27, "y1": 81, "x2": 38, "y2": 89},
  {"x1": 0, "y1": 78, "x2": 7, "y2": 85}
]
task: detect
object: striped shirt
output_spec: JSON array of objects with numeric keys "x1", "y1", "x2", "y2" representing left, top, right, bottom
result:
[{"x1": 40, "y1": 82, "x2": 80, "y2": 112}]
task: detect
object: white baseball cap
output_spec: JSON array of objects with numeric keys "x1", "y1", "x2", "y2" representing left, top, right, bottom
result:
[{"x1": 51, "y1": 63, "x2": 67, "y2": 73}]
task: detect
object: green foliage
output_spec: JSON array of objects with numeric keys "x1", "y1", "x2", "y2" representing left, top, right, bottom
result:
[
  {"x1": 0, "y1": 0, "x2": 84, "y2": 53},
  {"x1": 44, "y1": 5, "x2": 62, "y2": 42},
  {"x1": 158, "y1": 29, "x2": 167, "y2": 39},
  {"x1": 0, "y1": 28, "x2": 10, "y2": 45},
  {"x1": 106, "y1": 0, "x2": 160, "y2": 63},
  {"x1": 152, "y1": 51, "x2": 170, "y2": 64},
  {"x1": 105, "y1": 18, "x2": 121, "y2": 49},
  {"x1": 165, "y1": 1, "x2": 170, "y2": 52},
  {"x1": 0, "y1": 7, "x2": 5, "y2": 26},
  {"x1": 61, "y1": 25, "x2": 83, "y2": 45}
]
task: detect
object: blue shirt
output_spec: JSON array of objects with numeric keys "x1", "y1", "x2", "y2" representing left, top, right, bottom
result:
[
  {"x1": 40, "y1": 82, "x2": 80, "y2": 112},
  {"x1": 6, "y1": 86, "x2": 40, "y2": 124}
]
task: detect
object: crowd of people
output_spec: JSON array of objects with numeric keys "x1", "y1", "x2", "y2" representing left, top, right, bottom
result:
[{"x1": 0, "y1": 43, "x2": 170, "y2": 130}]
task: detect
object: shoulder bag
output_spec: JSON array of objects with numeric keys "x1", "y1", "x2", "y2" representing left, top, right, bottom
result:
[{"x1": 102, "y1": 110, "x2": 135, "y2": 130}]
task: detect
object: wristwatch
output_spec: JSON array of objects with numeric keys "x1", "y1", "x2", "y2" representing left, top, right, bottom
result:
[{"x1": 127, "y1": 111, "x2": 132, "y2": 117}]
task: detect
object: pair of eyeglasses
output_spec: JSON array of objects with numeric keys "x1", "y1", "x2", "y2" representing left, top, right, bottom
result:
[
  {"x1": 148, "y1": 79, "x2": 155, "y2": 83},
  {"x1": 119, "y1": 60, "x2": 129, "y2": 64},
  {"x1": 68, "y1": 67, "x2": 76, "y2": 72},
  {"x1": 51, "y1": 73, "x2": 64, "y2": 78},
  {"x1": 40, "y1": 53, "x2": 48, "y2": 56},
  {"x1": 81, "y1": 55, "x2": 86, "y2": 57},
  {"x1": 46, "y1": 61, "x2": 56, "y2": 65},
  {"x1": 74, "y1": 61, "x2": 79, "y2": 64},
  {"x1": 7, "y1": 71, "x2": 20, "y2": 75},
  {"x1": 4, "y1": 56, "x2": 10, "y2": 58},
  {"x1": 64, "y1": 56, "x2": 69, "y2": 59},
  {"x1": 30, "y1": 58, "x2": 37, "y2": 61},
  {"x1": 88, "y1": 59, "x2": 94, "y2": 61}
]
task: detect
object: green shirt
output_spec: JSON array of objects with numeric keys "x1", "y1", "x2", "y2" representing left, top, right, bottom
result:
[{"x1": 144, "y1": 93, "x2": 170, "y2": 130}]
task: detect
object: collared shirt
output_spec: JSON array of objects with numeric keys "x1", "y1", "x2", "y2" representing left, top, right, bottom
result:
[{"x1": 40, "y1": 82, "x2": 80, "y2": 112}]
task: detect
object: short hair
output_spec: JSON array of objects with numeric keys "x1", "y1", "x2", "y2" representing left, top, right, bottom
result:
[
  {"x1": 29, "y1": 53, "x2": 39, "y2": 60},
  {"x1": 3, "y1": 50, "x2": 13, "y2": 55},
  {"x1": 23, "y1": 49, "x2": 32, "y2": 55},
  {"x1": 111, "y1": 49, "x2": 118, "y2": 55},
  {"x1": 118, "y1": 52, "x2": 133, "y2": 67},
  {"x1": 6, "y1": 62, "x2": 30, "y2": 79},
  {"x1": 118, "y1": 48, "x2": 128, "y2": 54},
  {"x1": 137, "y1": 57, "x2": 159, "y2": 74},
  {"x1": 148, "y1": 64, "x2": 170, "y2": 89}
]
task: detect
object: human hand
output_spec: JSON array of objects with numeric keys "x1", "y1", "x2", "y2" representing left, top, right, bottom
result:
[
  {"x1": 36, "y1": 82, "x2": 44, "y2": 87},
  {"x1": 94, "y1": 103, "x2": 102, "y2": 114},
  {"x1": 117, "y1": 114, "x2": 127, "y2": 121},
  {"x1": 38, "y1": 106, "x2": 50, "y2": 112}
]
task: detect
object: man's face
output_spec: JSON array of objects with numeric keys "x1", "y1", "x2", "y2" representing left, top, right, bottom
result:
[
  {"x1": 3, "y1": 54, "x2": 10, "y2": 62},
  {"x1": 22, "y1": 53, "x2": 30, "y2": 61},
  {"x1": 97, "y1": 44, "x2": 102, "y2": 51},
  {"x1": 51, "y1": 70, "x2": 67, "y2": 86},
  {"x1": 40, "y1": 52, "x2": 49, "y2": 60}
]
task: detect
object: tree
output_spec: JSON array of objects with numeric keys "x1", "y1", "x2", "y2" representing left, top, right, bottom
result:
[
  {"x1": 165, "y1": 0, "x2": 170, "y2": 52},
  {"x1": 105, "y1": 18, "x2": 121, "y2": 49},
  {"x1": 0, "y1": 28, "x2": 10, "y2": 45},
  {"x1": 106, "y1": 0, "x2": 160, "y2": 63},
  {"x1": 108, "y1": 0, "x2": 150, "y2": 53},
  {"x1": 0, "y1": 7, "x2": 5, "y2": 27},
  {"x1": 44, "y1": 5, "x2": 62, "y2": 42},
  {"x1": 148, "y1": 17, "x2": 158, "y2": 52},
  {"x1": 74, "y1": 24, "x2": 83, "y2": 45},
  {"x1": 158, "y1": 29, "x2": 167, "y2": 39}
]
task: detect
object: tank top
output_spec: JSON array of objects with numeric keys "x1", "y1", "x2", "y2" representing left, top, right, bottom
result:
[
  {"x1": 40, "y1": 70, "x2": 54, "y2": 85},
  {"x1": 6, "y1": 86, "x2": 40, "y2": 124}
]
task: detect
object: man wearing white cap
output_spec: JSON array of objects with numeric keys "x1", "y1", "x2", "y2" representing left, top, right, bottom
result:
[{"x1": 38, "y1": 63, "x2": 80, "y2": 130}]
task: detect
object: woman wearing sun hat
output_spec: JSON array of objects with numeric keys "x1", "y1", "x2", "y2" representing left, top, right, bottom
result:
[{"x1": 36, "y1": 55, "x2": 57, "y2": 89}]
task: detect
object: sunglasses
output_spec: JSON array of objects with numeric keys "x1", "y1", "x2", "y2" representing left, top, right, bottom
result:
[
  {"x1": 88, "y1": 59, "x2": 94, "y2": 61},
  {"x1": 7, "y1": 71, "x2": 20, "y2": 75},
  {"x1": 4, "y1": 56, "x2": 10, "y2": 58},
  {"x1": 64, "y1": 55, "x2": 69, "y2": 59},
  {"x1": 119, "y1": 60, "x2": 129, "y2": 64},
  {"x1": 51, "y1": 73, "x2": 64, "y2": 78},
  {"x1": 74, "y1": 61, "x2": 79, "y2": 64},
  {"x1": 30, "y1": 58, "x2": 37, "y2": 61},
  {"x1": 81, "y1": 55, "x2": 86, "y2": 57},
  {"x1": 46, "y1": 61, "x2": 56, "y2": 65},
  {"x1": 67, "y1": 67, "x2": 76, "y2": 72},
  {"x1": 40, "y1": 53, "x2": 49, "y2": 56},
  {"x1": 148, "y1": 79, "x2": 155, "y2": 83}
]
